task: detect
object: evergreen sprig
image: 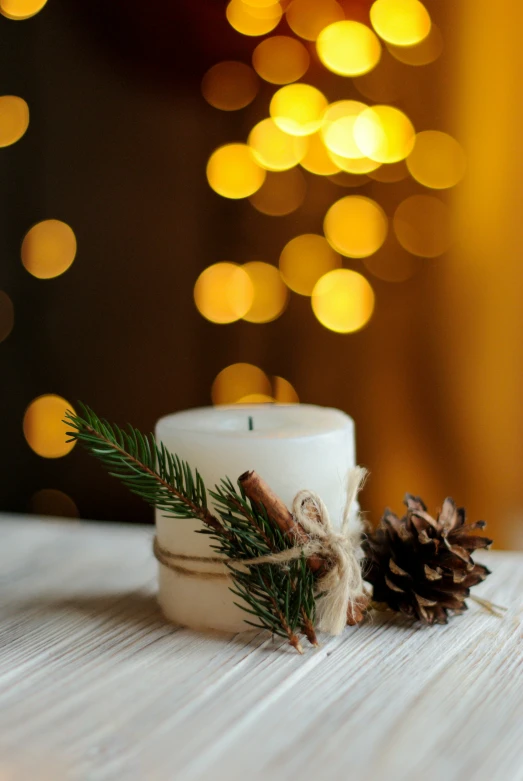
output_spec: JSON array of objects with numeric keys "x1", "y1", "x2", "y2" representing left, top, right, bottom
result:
[
  {"x1": 210, "y1": 479, "x2": 316, "y2": 648},
  {"x1": 64, "y1": 404, "x2": 224, "y2": 536},
  {"x1": 65, "y1": 404, "x2": 316, "y2": 651}
]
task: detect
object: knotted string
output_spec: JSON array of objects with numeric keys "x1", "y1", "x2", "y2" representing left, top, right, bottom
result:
[
  {"x1": 153, "y1": 541, "x2": 229, "y2": 581},
  {"x1": 153, "y1": 466, "x2": 368, "y2": 636},
  {"x1": 292, "y1": 466, "x2": 367, "y2": 634}
]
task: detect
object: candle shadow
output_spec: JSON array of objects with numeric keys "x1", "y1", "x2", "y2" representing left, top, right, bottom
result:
[
  {"x1": 6, "y1": 590, "x2": 281, "y2": 653},
  {"x1": 8, "y1": 590, "x2": 168, "y2": 632}
]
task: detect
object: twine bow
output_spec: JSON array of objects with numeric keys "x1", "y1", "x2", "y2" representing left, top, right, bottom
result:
[
  {"x1": 232, "y1": 466, "x2": 368, "y2": 636},
  {"x1": 291, "y1": 467, "x2": 367, "y2": 635}
]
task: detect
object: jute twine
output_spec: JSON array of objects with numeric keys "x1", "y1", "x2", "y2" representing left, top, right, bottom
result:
[{"x1": 153, "y1": 467, "x2": 367, "y2": 636}]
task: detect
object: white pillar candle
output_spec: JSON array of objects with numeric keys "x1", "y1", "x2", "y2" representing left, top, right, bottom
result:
[{"x1": 155, "y1": 404, "x2": 356, "y2": 633}]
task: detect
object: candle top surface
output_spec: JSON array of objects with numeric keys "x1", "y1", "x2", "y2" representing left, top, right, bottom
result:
[{"x1": 157, "y1": 404, "x2": 353, "y2": 440}]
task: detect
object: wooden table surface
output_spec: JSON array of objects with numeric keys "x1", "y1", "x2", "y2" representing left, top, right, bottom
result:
[{"x1": 1, "y1": 516, "x2": 523, "y2": 781}]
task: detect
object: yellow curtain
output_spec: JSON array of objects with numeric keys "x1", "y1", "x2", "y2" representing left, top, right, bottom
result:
[{"x1": 444, "y1": 0, "x2": 523, "y2": 548}]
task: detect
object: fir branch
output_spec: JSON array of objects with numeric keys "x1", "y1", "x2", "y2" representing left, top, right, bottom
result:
[
  {"x1": 64, "y1": 404, "x2": 226, "y2": 537},
  {"x1": 210, "y1": 478, "x2": 317, "y2": 646}
]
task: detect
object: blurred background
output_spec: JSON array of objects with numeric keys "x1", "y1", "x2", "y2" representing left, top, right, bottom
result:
[{"x1": 1, "y1": 0, "x2": 522, "y2": 548}]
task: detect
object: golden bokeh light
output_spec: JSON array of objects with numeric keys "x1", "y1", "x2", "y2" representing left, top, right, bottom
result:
[
  {"x1": 23, "y1": 395, "x2": 76, "y2": 459},
  {"x1": 327, "y1": 151, "x2": 381, "y2": 174},
  {"x1": 354, "y1": 105, "x2": 415, "y2": 163},
  {"x1": 206, "y1": 144, "x2": 266, "y2": 199},
  {"x1": 270, "y1": 84, "x2": 328, "y2": 137},
  {"x1": 324, "y1": 196, "x2": 388, "y2": 258},
  {"x1": 226, "y1": 0, "x2": 282, "y2": 36},
  {"x1": 393, "y1": 195, "x2": 453, "y2": 257},
  {"x1": 0, "y1": 0, "x2": 47, "y2": 19},
  {"x1": 249, "y1": 168, "x2": 306, "y2": 215},
  {"x1": 194, "y1": 262, "x2": 254, "y2": 324},
  {"x1": 252, "y1": 36, "x2": 310, "y2": 84},
  {"x1": 29, "y1": 489, "x2": 79, "y2": 519},
  {"x1": 273, "y1": 376, "x2": 300, "y2": 403},
  {"x1": 286, "y1": 0, "x2": 344, "y2": 41},
  {"x1": 387, "y1": 23, "x2": 443, "y2": 65},
  {"x1": 237, "y1": 393, "x2": 276, "y2": 403},
  {"x1": 300, "y1": 132, "x2": 340, "y2": 176},
  {"x1": 0, "y1": 95, "x2": 29, "y2": 147},
  {"x1": 279, "y1": 233, "x2": 341, "y2": 295},
  {"x1": 248, "y1": 118, "x2": 307, "y2": 171},
  {"x1": 367, "y1": 160, "x2": 408, "y2": 182},
  {"x1": 370, "y1": 0, "x2": 431, "y2": 46},
  {"x1": 321, "y1": 100, "x2": 367, "y2": 159},
  {"x1": 21, "y1": 220, "x2": 77, "y2": 279},
  {"x1": 243, "y1": 261, "x2": 289, "y2": 323},
  {"x1": 312, "y1": 269, "x2": 375, "y2": 333},
  {"x1": 317, "y1": 21, "x2": 381, "y2": 77},
  {"x1": 407, "y1": 130, "x2": 466, "y2": 189},
  {"x1": 243, "y1": 0, "x2": 281, "y2": 6},
  {"x1": 0, "y1": 291, "x2": 14, "y2": 343},
  {"x1": 201, "y1": 61, "x2": 259, "y2": 111},
  {"x1": 212, "y1": 363, "x2": 272, "y2": 404}
]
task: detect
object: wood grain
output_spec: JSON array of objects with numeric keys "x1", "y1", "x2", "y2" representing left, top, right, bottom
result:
[{"x1": 0, "y1": 515, "x2": 522, "y2": 781}]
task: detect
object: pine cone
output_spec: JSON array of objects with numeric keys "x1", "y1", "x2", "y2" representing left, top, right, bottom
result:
[{"x1": 362, "y1": 495, "x2": 492, "y2": 625}]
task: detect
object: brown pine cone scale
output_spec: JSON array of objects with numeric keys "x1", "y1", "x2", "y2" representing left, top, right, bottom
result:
[{"x1": 363, "y1": 494, "x2": 492, "y2": 625}]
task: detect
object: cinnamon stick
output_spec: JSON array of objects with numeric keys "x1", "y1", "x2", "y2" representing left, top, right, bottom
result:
[
  {"x1": 239, "y1": 470, "x2": 367, "y2": 626},
  {"x1": 239, "y1": 470, "x2": 324, "y2": 573}
]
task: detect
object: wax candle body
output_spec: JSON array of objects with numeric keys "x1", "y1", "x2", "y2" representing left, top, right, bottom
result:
[{"x1": 155, "y1": 404, "x2": 356, "y2": 633}]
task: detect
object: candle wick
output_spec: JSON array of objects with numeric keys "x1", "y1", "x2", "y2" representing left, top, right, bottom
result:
[{"x1": 248, "y1": 416, "x2": 254, "y2": 431}]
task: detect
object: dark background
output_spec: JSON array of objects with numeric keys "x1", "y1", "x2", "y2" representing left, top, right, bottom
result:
[{"x1": 2, "y1": 0, "x2": 522, "y2": 548}]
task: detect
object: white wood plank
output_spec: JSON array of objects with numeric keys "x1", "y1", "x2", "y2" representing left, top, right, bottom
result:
[{"x1": 0, "y1": 515, "x2": 522, "y2": 781}]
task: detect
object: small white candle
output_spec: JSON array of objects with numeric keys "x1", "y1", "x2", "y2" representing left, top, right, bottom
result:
[{"x1": 155, "y1": 404, "x2": 356, "y2": 633}]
